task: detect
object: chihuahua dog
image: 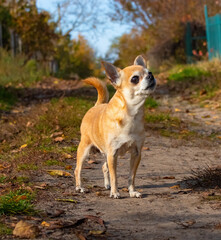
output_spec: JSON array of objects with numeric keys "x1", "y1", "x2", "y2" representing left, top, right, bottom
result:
[{"x1": 75, "y1": 55, "x2": 156, "y2": 198}]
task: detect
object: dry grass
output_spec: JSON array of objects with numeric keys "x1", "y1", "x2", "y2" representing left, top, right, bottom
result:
[{"x1": 184, "y1": 166, "x2": 221, "y2": 189}]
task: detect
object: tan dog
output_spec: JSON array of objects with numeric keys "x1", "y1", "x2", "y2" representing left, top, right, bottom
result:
[{"x1": 75, "y1": 55, "x2": 156, "y2": 198}]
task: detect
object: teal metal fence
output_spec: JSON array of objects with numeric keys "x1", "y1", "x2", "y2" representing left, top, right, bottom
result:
[{"x1": 204, "y1": 5, "x2": 221, "y2": 60}]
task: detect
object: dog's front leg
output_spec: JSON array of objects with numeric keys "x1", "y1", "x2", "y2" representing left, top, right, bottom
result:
[
  {"x1": 128, "y1": 146, "x2": 142, "y2": 198},
  {"x1": 107, "y1": 153, "x2": 120, "y2": 199}
]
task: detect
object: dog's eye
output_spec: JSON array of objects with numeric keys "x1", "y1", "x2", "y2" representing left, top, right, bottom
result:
[{"x1": 131, "y1": 75, "x2": 139, "y2": 84}]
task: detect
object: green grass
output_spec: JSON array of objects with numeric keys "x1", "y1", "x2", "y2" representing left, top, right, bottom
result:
[
  {"x1": 204, "y1": 195, "x2": 221, "y2": 201},
  {"x1": 35, "y1": 97, "x2": 93, "y2": 139},
  {"x1": 145, "y1": 97, "x2": 159, "y2": 109},
  {"x1": 0, "y1": 49, "x2": 46, "y2": 87},
  {"x1": 17, "y1": 164, "x2": 38, "y2": 171},
  {"x1": 145, "y1": 112, "x2": 174, "y2": 123},
  {"x1": 0, "y1": 189, "x2": 36, "y2": 215},
  {"x1": 44, "y1": 159, "x2": 63, "y2": 166},
  {"x1": 168, "y1": 65, "x2": 210, "y2": 82},
  {"x1": 0, "y1": 223, "x2": 12, "y2": 236},
  {"x1": 0, "y1": 176, "x2": 7, "y2": 183},
  {"x1": 0, "y1": 86, "x2": 17, "y2": 111}
]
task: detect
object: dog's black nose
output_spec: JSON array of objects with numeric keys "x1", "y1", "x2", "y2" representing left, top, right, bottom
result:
[
  {"x1": 147, "y1": 72, "x2": 154, "y2": 80},
  {"x1": 146, "y1": 71, "x2": 156, "y2": 90}
]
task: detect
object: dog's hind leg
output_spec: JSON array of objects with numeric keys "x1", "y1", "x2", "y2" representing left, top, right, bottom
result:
[
  {"x1": 102, "y1": 161, "x2": 110, "y2": 189},
  {"x1": 75, "y1": 138, "x2": 92, "y2": 193},
  {"x1": 128, "y1": 146, "x2": 142, "y2": 198}
]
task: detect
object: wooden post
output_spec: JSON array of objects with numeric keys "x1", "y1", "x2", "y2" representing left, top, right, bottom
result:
[
  {"x1": 9, "y1": 28, "x2": 16, "y2": 56},
  {"x1": 204, "y1": 5, "x2": 211, "y2": 60}
]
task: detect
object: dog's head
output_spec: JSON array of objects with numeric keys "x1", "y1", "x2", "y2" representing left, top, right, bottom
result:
[{"x1": 102, "y1": 56, "x2": 156, "y2": 104}]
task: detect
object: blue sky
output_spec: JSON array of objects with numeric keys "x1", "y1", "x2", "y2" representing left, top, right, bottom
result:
[{"x1": 36, "y1": 0, "x2": 131, "y2": 57}]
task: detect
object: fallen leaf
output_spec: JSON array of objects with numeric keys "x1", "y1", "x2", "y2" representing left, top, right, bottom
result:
[
  {"x1": 175, "y1": 108, "x2": 181, "y2": 112},
  {"x1": 65, "y1": 165, "x2": 72, "y2": 170},
  {"x1": 20, "y1": 144, "x2": 28, "y2": 149},
  {"x1": 214, "y1": 223, "x2": 221, "y2": 229},
  {"x1": 34, "y1": 183, "x2": 47, "y2": 190},
  {"x1": 83, "y1": 166, "x2": 93, "y2": 169},
  {"x1": 96, "y1": 191, "x2": 102, "y2": 196},
  {"x1": 89, "y1": 230, "x2": 105, "y2": 235},
  {"x1": 47, "y1": 170, "x2": 73, "y2": 177},
  {"x1": 50, "y1": 131, "x2": 63, "y2": 138},
  {"x1": 54, "y1": 137, "x2": 64, "y2": 142},
  {"x1": 75, "y1": 233, "x2": 86, "y2": 240},
  {"x1": 202, "y1": 115, "x2": 211, "y2": 118},
  {"x1": 217, "y1": 136, "x2": 221, "y2": 139},
  {"x1": 13, "y1": 220, "x2": 39, "y2": 239},
  {"x1": 142, "y1": 147, "x2": 150, "y2": 151},
  {"x1": 41, "y1": 221, "x2": 50, "y2": 227},
  {"x1": 26, "y1": 121, "x2": 32, "y2": 127},
  {"x1": 63, "y1": 153, "x2": 72, "y2": 159},
  {"x1": 170, "y1": 185, "x2": 180, "y2": 189},
  {"x1": 55, "y1": 198, "x2": 78, "y2": 203},
  {"x1": 122, "y1": 188, "x2": 129, "y2": 192},
  {"x1": 85, "y1": 215, "x2": 105, "y2": 226},
  {"x1": 88, "y1": 160, "x2": 96, "y2": 164}
]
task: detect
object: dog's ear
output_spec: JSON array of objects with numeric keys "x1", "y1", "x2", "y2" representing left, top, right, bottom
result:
[
  {"x1": 101, "y1": 61, "x2": 121, "y2": 86},
  {"x1": 134, "y1": 55, "x2": 146, "y2": 68}
]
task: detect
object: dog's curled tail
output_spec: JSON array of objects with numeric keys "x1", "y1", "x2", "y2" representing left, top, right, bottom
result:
[{"x1": 83, "y1": 77, "x2": 109, "y2": 106}]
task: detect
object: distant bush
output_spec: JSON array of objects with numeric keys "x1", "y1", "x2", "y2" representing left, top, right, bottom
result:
[{"x1": 0, "y1": 49, "x2": 45, "y2": 87}]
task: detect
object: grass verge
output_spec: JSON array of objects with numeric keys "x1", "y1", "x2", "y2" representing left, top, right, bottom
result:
[{"x1": 0, "y1": 189, "x2": 36, "y2": 216}]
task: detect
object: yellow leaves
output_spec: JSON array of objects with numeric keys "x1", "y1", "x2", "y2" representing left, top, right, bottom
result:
[
  {"x1": 65, "y1": 165, "x2": 73, "y2": 170},
  {"x1": 89, "y1": 230, "x2": 105, "y2": 235},
  {"x1": 175, "y1": 108, "x2": 181, "y2": 112},
  {"x1": 41, "y1": 221, "x2": 50, "y2": 227},
  {"x1": 20, "y1": 144, "x2": 28, "y2": 149},
  {"x1": 46, "y1": 170, "x2": 73, "y2": 177},
  {"x1": 142, "y1": 147, "x2": 150, "y2": 151},
  {"x1": 170, "y1": 185, "x2": 180, "y2": 189},
  {"x1": 202, "y1": 115, "x2": 211, "y2": 118},
  {"x1": 63, "y1": 153, "x2": 72, "y2": 159},
  {"x1": 55, "y1": 198, "x2": 77, "y2": 203}
]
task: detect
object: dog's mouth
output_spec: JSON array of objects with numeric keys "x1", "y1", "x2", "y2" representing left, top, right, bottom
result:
[{"x1": 145, "y1": 79, "x2": 156, "y2": 90}]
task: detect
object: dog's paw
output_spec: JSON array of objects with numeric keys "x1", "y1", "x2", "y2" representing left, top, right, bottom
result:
[
  {"x1": 105, "y1": 184, "x2": 111, "y2": 190},
  {"x1": 129, "y1": 191, "x2": 142, "y2": 198},
  {"x1": 76, "y1": 186, "x2": 85, "y2": 193},
  {"x1": 110, "y1": 192, "x2": 121, "y2": 199}
]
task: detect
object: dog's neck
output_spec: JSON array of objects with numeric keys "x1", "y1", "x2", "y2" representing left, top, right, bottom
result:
[{"x1": 109, "y1": 90, "x2": 146, "y2": 117}]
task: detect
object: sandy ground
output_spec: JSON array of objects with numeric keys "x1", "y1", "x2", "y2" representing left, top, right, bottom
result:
[{"x1": 31, "y1": 132, "x2": 220, "y2": 240}]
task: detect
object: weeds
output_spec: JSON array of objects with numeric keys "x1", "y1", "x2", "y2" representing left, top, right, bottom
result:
[
  {"x1": 0, "y1": 49, "x2": 46, "y2": 87},
  {"x1": 17, "y1": 163, "x2": 38, "y2": 171},
  {"x1": 0, "y1": 86, "x2": 17, "y2": 111},
  {"x1": 168, "y1": 65, "x2": 210, "y2": 82},
  {"x1": 145, "y1": 97, "x2": 159, "y2": 109},
  {"x1": 0, "y1": 223, "x2": 12, "y2": 236},
  {"x1": 184, "y1": 166, "x2": 221, "y2": 189},
  {"x1": 0, "y1": 189, "x2": 36, "y2": 215}
]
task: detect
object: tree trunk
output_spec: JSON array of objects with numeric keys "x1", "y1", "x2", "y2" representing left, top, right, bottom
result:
[{"x1": 0, "y1": 22, "x2": 3, "y2": 48}]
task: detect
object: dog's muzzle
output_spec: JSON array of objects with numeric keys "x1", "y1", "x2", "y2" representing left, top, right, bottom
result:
[{"x1": 145, "y1": 72, "x2": 156, "y2": 90}]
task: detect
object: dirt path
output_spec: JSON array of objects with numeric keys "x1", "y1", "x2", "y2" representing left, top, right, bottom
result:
[
  {"x1": 32, "y1": 135, "x2": 221, "y2": 240},
  {"x1": 1, "y1": 78, "x2": 221, "y2": 240}
]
